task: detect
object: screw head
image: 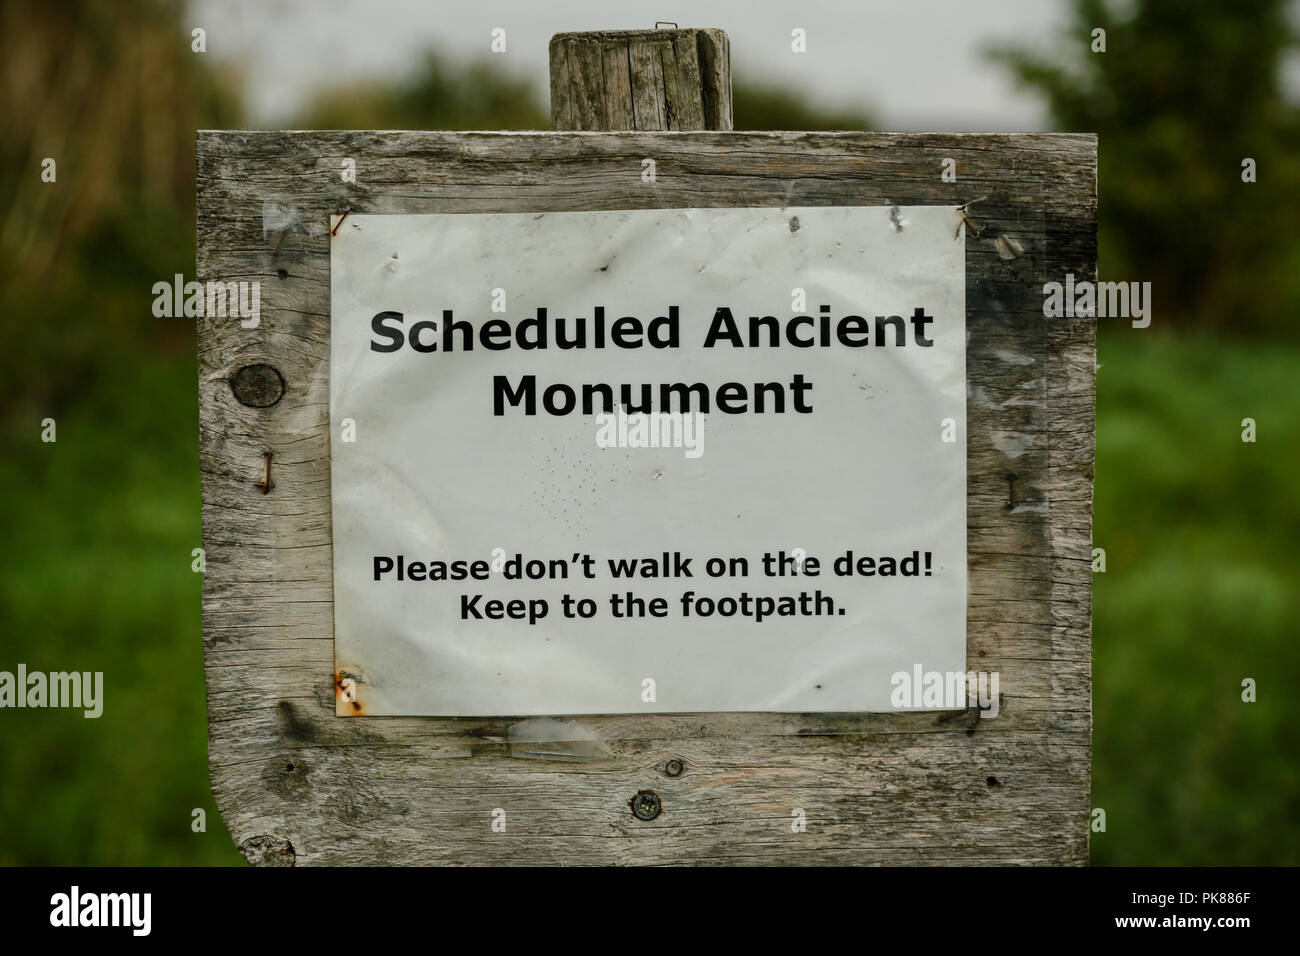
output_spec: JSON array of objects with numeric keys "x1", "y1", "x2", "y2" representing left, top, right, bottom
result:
[
  {"x1": 630, "y1": 790, "x2": 662, "y2": 821},
  {"x1": 663, "y1": 758, "x2": 684, "y2": 778}
]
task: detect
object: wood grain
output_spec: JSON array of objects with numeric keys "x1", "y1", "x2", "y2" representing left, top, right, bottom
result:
[
  {"x1": 196, "y1": 129, "x2": 1096, "y2": 865},
  {"x1": 550, "y1": 29, "x2": 732, "y2": 131}
]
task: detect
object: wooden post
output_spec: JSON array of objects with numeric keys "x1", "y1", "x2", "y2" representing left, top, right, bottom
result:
[
  {"x1": 549, "y1": 28, "x2": 732, "y2": 131},
  {"x1": 196, "y1": 28, "x2": 1094, "y2": 866}
]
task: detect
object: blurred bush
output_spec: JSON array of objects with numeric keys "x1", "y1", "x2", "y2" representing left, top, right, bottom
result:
[
  {"x1": 1092, "y1": 330, "x2": 1300, "y2": 864},
  {"x1": 0, "y1": 0, "x2": 243, "y2": 865},
  {"x1": 295, "y1": 51, "x2": 874, "y2": 132},
  {"x1": 989, "y1": 0, "x2": 1300, "y2": 339},
  {"x1": 299, "y1": 52, "x2": 548, "y2": 129}
]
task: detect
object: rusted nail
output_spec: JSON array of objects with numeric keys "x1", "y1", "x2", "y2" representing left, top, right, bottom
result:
[
  {"x1": 255, "y1": 452, "x2": 274, "y2": 495},
  {"x1": 336, "y1": 672, "x2": 362, "y2": 712},
  {"x1": 663, "y1": 758, "x2": 684, "y2": 778},
  {"x1": 330, "y1": 208, "x2": 350, "y2": 236},
  {"x1": 630, "y1": 789, "x2": 662, "y2": 820},
  {"x1": 955, "y1": 195, "x2": 988, "y2": 239},
  {"x1": 955, "y1": 208, "x2": 981, "y2": 239}
]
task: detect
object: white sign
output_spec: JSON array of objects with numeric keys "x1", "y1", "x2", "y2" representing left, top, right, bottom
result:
[{"x1": 329, "y1": 206, "x2": 966, "y2": 716}]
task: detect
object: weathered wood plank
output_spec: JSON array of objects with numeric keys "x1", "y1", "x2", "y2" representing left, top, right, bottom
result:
[
  {"x1": 196, "y1": 129, "x2": 1096, "y2": 865},
  {"x1": 550, "y1": 29, "x2": 732, "y2": 131}
]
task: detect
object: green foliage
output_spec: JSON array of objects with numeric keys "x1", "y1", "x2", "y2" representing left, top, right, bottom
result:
[
  {"x1": 301, "y1": 56, "x2": 876, "y2": 133},
  {"x1": 1092, "y1": 328, "x2": 1300, "y2": 864},
  {"x1": 300, "y1": 52, "x2": 547, "y2": 129},
  {"x1": 0, "y1": 0, "x2": 243, "y2": 865},
  {"x1": 734, "y1": 84, "x2": 874, "y2": 130},
  {"x1": 0, "y1": 354, "x2": 242, "y2": 865},
  {"x1": 989, "y1": 0, "x2": 1300, "y2": 338}
]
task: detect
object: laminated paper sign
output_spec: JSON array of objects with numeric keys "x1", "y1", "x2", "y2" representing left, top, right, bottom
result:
[{"x1": 329, "y1": 206, "x2": 966, "y2": 715}]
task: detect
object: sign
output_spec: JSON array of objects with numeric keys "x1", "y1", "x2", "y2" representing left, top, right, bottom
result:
[
  {"x1": 198, "y1": 124, "x2": 1096, "y2": 866},
  {"x1": 329, "y1": 205, "x2": 966, "y2": 715}
]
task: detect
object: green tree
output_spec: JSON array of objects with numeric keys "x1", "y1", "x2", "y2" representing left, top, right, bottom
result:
[
  {"x1": 734, "y1": 83, "x2": 874, "y2": 131},
  {"x1": 300, "y1": 52, "x2": 548, "y2": 129},
  {"x1": 0, "y1": 0, "x2": 245, "y2": 865},
  {"x1": 300, "y1": 50, "x2": 875, "y2": 133},
  {"x1": 989, "y1": 0, "x2": 1300, "y2": 337}
]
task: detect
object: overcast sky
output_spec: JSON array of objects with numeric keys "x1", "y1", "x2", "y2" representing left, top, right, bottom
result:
[{"x1": 189, "y1": 0, "x2": 1299, "y2": 130}]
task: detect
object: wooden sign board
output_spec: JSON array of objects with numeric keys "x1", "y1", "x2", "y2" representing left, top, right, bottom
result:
[{"x1": 197, "y1": 32, "x2": 1095, "y2": 865}]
